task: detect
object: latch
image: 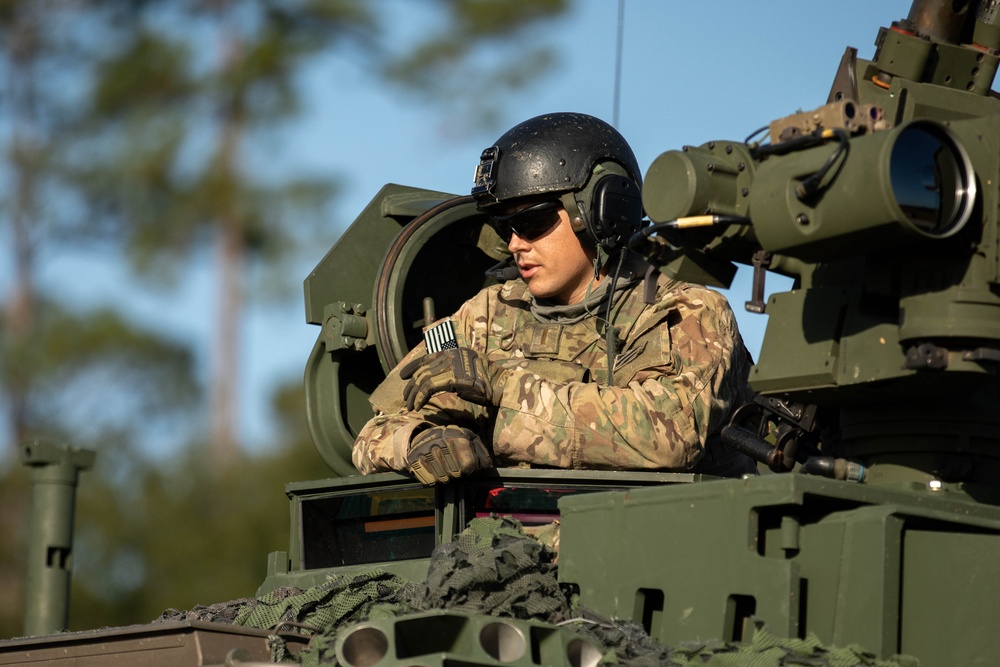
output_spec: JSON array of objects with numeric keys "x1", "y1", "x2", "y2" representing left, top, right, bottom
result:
[{"x1": 323, "y1": 301, "x2": 373, "y2": 352}]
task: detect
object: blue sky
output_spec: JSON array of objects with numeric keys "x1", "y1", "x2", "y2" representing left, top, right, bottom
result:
[{"x1": 26, "y1": 0, "x2": 915, "y2": 453}]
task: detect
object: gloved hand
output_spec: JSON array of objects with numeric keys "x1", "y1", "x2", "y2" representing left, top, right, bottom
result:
[
  {"x1": 400, "y1": 347, "x2": 506, "y2": 411},
  {"x1": 406, "y1": 425, "x2": 493, "y2": 485}
]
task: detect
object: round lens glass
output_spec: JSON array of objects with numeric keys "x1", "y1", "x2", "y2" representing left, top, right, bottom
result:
[{"x1": 890, "y1": 123, "x2": 975, "y2": 237}]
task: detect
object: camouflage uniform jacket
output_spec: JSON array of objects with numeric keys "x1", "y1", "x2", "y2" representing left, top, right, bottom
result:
[{"x1": 353, "y1": 270, "x2": 753, "y2": 474}]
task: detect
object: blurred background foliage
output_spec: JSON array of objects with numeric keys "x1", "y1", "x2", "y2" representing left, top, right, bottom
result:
[{"x1": 0, "y1": 0, "x2": 569, "y2": 636}]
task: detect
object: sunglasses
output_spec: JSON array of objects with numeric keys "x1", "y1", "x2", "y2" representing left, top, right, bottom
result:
[{"x1": 489, "y1": 200, "x2": 563, "y2": 243}]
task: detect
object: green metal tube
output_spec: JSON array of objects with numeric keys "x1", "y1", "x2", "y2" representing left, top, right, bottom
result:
[
  {"x1": 21, "y1": 441, "x2": 95, "y2": 637},
  {"x1": 749, "y1": 119, "x2": 975, "y2": 261}
]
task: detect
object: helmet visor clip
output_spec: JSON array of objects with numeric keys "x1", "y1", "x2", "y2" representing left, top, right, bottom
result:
[{"x1": 472, "y1": 146, "x2": 500, "y2": 201}]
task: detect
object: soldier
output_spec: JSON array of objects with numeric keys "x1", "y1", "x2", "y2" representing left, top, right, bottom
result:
[{"x1": 353, "y1": 112, "x2": 756, "y2": 485}]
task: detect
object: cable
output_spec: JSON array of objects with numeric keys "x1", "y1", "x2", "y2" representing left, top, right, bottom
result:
[
  {"x1": 795, "y1": 129, "x2": 849, "y2": 200},
  {"x1": 744, "y1": 125, "x2": 770, "y2": 146},
  {"x1": 633, "y1": 215, "x2": 751, "y2": 240},
  {"x1": 627, "y1": 215, "x2": 751, "y2": 265},
  {"x1": 747, "y1": 128, "x2": 849, "y2": 200},
  {"x1": 604, "y1": 247, "x2": 628, "y2": 385}
]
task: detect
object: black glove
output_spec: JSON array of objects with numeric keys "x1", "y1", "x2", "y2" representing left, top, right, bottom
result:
[
  {"x1": 406, "y1": 425, "x2": 493, "y2": 485},
  {"x1": 400, "y1": 347, "x2": 506, "y2": 411}
]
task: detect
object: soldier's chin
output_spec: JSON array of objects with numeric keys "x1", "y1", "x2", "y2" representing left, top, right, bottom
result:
[
  {"x1": 525, "y1": 280, "x2": 575, "y2": 305},
  {"x1": 524, "y1": 278, "x2": 550, "y2": 298}
]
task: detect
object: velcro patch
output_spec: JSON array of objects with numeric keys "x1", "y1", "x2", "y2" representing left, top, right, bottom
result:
[{"x1": 424, "y1": 320, "x2": 458, "y2": 354}]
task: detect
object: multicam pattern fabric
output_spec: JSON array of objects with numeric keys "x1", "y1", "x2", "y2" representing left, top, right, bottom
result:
[{"x1": 353, "y1": 269, "x2": 755, "y2": 475}]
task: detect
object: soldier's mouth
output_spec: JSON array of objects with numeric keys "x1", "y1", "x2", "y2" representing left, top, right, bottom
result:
[{"x1": 518, "y1": 262, "x2": 539, "y2": 278}]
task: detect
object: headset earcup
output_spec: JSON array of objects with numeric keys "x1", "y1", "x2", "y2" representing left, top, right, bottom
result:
[{"x1": 589, "y1": 176, "x2": 643, "y2": 250}]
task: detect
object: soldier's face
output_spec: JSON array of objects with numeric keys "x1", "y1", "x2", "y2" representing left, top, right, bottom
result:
[{"x1": 506, "y1": 205, "x2": 597, "y2": 305}]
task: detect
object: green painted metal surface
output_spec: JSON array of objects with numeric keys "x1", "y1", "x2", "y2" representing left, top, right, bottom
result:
[
  {"x1": 20, "y1": 441, "x2": 95, "y2": 638},
  {"x1": 558, "y1": 474, "x2": 1000, "y2": 666}
]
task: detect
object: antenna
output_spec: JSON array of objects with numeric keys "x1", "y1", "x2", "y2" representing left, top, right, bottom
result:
[{"x1": 613, "y1": 0, "x2": 625, "y2": 128}]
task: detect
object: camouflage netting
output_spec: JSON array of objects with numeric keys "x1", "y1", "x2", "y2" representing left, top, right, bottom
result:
[{"x1": 155, "y1": 516, "x2": 920, "y2": 667}]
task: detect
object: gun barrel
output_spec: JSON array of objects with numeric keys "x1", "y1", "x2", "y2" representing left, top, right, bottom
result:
[{"x1": 905, "y1": 0, "x2": 972, "y2": 43}]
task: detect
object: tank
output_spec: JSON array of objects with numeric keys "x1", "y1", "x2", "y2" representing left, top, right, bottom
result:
[{"x1": 3, "y1": 1, "x2": 1000, "y2": 665}]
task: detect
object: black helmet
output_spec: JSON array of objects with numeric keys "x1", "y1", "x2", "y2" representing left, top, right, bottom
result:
[{"x1": 472, "y1": 112, "x2": 643, "y2": 252}]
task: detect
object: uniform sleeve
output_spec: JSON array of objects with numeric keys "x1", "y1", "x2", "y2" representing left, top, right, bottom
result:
[
  {"x1": 489, "y1": 289, "x2": 749, "y2": 471},
  {"x1": 352, "y1": 396, "x2": 490, "y2": 474},
  {"x1": 351, "y1": 289, "x2": 498, "y2": 475}
]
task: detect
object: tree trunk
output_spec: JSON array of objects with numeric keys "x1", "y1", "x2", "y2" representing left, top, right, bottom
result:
[
  {"x1": 210, "y1": 215, "x2": 244, "y2": 466},
  {"x1": 208, "y1": 19, "x2": 246, "y2": 467}
]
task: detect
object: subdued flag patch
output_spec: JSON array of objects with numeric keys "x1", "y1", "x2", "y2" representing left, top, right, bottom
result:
[{"x1": 424, "y1": 319, "x2": 458, "y2": 354}]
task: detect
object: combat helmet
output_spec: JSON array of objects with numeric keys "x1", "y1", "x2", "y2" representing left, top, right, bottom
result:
[{"x1": 472, "y1": 112, "x2": 643, "y2": 252}]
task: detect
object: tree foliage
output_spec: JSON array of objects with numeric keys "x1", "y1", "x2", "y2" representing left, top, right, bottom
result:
[
  {"x1": 69, "y1": 392, "x2": 328, "y2": 630},
  {"x1": 0, "y1": 302, "x2": 201, "y2": 636},
  {"x1": 383, "y1": 0, "x2": 568, "y2": 127},
  {"x1": 0, "y1": 0, "x2": 572, "y2": 638}
]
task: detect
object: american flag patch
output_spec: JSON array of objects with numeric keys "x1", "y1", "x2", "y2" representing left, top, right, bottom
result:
[{"x1": 423, "y1": 320, "x2": 458, "y2": 354}]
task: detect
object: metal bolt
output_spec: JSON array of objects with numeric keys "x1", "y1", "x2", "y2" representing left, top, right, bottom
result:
[
  {"x1": 737, "y1": 162, "x2": 745, "y2": 172},
  {"x1": 741, "y1": 187, "x2": 749, "y2": 197},
  {"x1": 795, "y1": 213, "x2": 809, "y2": 225}
]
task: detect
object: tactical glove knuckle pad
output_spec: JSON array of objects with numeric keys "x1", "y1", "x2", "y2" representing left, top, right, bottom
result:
[
  {"x1": 400, "y1": 348, "x2": 500, "y2": 410},
  {"x1": 406, "y1": 425, "x2": 493, "y2": 485}
]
